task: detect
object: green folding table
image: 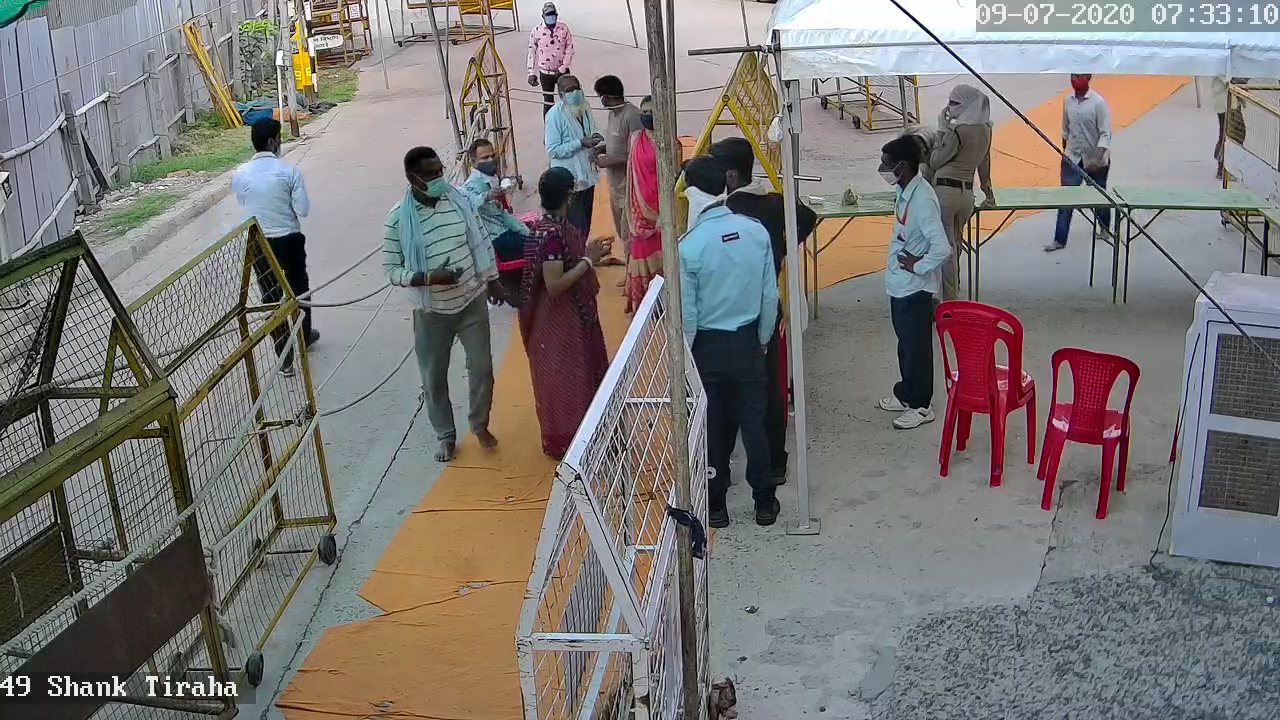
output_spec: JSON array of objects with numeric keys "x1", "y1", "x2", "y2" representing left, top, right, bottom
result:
[
  {"x1": 967, "y1": 186, "x2": 1116, "y2": 301},
  {"x1": 1112, "y1": 185, "x2": 1268, "y2": 302},
  {"x1": 804, "y1": 192, "x2": 896, "y2": 313}
]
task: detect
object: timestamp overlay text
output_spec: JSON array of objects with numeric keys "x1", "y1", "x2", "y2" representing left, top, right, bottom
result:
[{"x1": 976, "y1": 2, "x2": 1280, "y2": 31}]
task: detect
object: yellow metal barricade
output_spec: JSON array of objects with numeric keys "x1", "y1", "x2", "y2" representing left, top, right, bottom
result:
[
  {"x1": 118, "y1": 219, "x2": 338, "y2": 687},
  {"x1": 458, "y1": 35, "x2": 520, "y2": 182},
  {"x1": 0, "y1": 234, "x2": 235, "y2": 718}
]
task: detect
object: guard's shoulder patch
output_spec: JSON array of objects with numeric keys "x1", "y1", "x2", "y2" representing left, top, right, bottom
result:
[{"x1": 720, "y1": 232, "x2": 740, "y2": 243}]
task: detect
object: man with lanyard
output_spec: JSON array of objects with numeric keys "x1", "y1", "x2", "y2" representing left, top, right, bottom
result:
[
  {"x1": 233, "y1": 118, "x2": 318, "y2": 370},
  {"x1": 545, "y1": 74, "x2": 602, "y2": 239},
  {"x1": 708, "y1": 136, "x2": 816, "y2": 484},
  {"x1": 383, "y1": 146, "x2": 507, "y2": 463},
  {"x1": 1047, "y1": 73, "x2": 1113, "y2": 252},
  {"x1": 526, "y1": 2, "x2": 575, "y2": 118},
  {"x1": 678, "y1": 156, "x2": 781, "y2": 528},
  {"x1": 875, "y1": 135, "x2": 952, "y2": 430},
  {"x1": 592, "y1": 75, "x2": 644, "y2": 260}
]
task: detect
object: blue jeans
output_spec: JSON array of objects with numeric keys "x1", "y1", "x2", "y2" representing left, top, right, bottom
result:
[{"x1": 1054, "y1": 159, "x2": 1110, "y2": 246}]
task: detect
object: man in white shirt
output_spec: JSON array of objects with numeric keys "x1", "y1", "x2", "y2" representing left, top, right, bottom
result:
[
  {"x1": 232, "y1": 119, "x2": 318, "y2": 365},
  {"x1": 875, "y1": 135, "x2": 953, "y2": 430},
  {"x1": 1047, "y1": 74, "x2": 1113, "y2": 252}
]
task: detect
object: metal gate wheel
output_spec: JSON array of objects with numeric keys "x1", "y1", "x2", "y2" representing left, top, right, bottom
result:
[
  {"x1": 851, "y1": 116, "x2": 862, "y2": 129},
  {"x1": 318, "y1": 534, "x2": 338, "y2": 565},
  {"x1": 246, "y1": 652, "x2": 265, "y2": 687},
  {"x1": 820, "y1": 97, "x2": 829, "y2": 110}
]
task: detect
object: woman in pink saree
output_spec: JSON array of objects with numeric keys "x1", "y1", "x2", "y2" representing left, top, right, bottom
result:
[{"x1": 624, "y1": 96, "x2": 663, "y2": 314}]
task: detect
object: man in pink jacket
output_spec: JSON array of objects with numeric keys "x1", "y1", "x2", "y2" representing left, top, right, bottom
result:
[{"x1": 526, "y1": 2, "x2": 575, "y2": 118}]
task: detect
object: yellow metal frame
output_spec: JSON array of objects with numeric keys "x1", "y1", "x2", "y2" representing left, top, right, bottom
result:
[
  {"x1": 405, "y1": 0, "x2": 520, "y2": 42},
  {"x1": 458, "y1": 34, "x2": 520, "y2": 180},
  {"x1": 0, "y1": 234, "x2": 234, "y2": 715},
  {"x1": 675, "y1": 53, "x2": 796, "y2": 317},
  {"x1": 116, "y1": 219, "x2": 338, "y2": 682},
  {"x1": 184, "y1": 20, "x2": 243, "y2": 128}
]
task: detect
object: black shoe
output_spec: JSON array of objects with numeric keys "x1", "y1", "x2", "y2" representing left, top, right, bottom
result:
[
  {"x1": 306, "y1": 328, "x2": 321, "y2": 348},
  {"x1": 709, "y1": 507, "x2": 730, "y2": 529},
  {"x1": 755, "y1": 497, "x2": 781, "y2": 526},
  {"x1": 771, "y1": 468, "x2": 788, "y2": 486}
]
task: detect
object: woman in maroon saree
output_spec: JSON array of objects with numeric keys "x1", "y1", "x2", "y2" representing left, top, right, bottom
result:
[{"x1": 520, "y1": 167, "x2": 612, "y2": 459}]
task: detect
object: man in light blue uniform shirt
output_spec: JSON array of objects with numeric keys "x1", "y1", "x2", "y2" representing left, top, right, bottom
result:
[
  {"x1": 678, "y1": 156, "x2": 780, "y2": 528},
  {"x1": 232, "y1": 118, "x2": 318, "y2": 367},
  {"x1": 876, "y1": 135, "x2": 952, "y2": 430}
]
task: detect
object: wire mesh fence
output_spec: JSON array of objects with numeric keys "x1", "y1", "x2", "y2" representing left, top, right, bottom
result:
[
  {"x1": 0, "y1": 233, "x2": 235, "y2": 719},
  {"x1": 517, "y1": 277, "x2": 710, "y2": 720},
  {"x1": 120, "y1": 218, "x2": 338, "y2": 687}
]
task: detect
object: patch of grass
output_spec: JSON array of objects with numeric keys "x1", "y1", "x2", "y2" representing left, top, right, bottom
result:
[
  {"x1": 102, "y1": 192, "x2": 181, "y2": 236},
  {"x1": 317, "y1": 67, "x2": 359, "y2": 105},
  {"x1": 132, "y1": 113, "x2": 252, "y2": 184}
]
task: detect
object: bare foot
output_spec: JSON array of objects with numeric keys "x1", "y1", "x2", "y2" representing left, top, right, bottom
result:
[
  {"x1": 435, "y1": 440, "x2": 456, "y2": 463},
  {"x1": 476, "y1": 429, "x2": 499, "y2": 450}
]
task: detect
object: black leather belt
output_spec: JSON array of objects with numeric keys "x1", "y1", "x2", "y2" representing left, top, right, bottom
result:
[{"x1": 935, "y1": 177, "x2": 973, "y2": 190}]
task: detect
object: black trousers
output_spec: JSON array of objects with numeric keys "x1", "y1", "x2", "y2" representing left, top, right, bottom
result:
[
  {"x1": 567, "y1": 187, "x2": 595, "y2": 240},
  {"x1": 764, "y1": 304, "x2": 787, "y2": 474},
  {"x1": 890, "y1": 290, "x2": 934, "y2": 410},
  {"x1": 692, "y1": 323, "x2": 774, "y2": 509},
  {"x1": 539, "y1": 72, "x2": 562, "y2": 117},
  {"x1": 253, "y1": 232, "x2": 312, "y2": 358}
]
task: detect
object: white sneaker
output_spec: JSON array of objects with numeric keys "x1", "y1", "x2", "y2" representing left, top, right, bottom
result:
[
  {"x1": 1094, "y1": 226, "x2": 1113, "y2": 243},
  {"x1": 893, "y1": 407, "x2": 936, "y2": 430},
  {"x1": 878, "y1": 396, "x2": 907, "y2": 412},
  {"x1": 1043, "y1": 241, "x2": 1066, "y2": 252}
]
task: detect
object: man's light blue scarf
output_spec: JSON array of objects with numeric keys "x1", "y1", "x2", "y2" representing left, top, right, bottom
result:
[{"x1": 398, "y1": 184, "x2": 493, "y2": 276}]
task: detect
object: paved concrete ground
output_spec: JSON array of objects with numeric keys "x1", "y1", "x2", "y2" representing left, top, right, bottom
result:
[
  {"x1": 709, "y1": 81, "x2": 1280, "y2": 719},
  {"x1": 99, "y1": 1, "x2": 778, "y2": 717}
]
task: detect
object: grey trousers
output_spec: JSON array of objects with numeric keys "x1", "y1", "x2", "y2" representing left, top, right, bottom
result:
[
  {"x1": 413, "y1": 296, "x2": 494, "y2": 443},
  {"x1": 935, "y1": 185, "x2": 974, "y2": 302}
]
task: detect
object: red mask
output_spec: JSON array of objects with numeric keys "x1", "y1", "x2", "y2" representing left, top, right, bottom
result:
[{"x1": 1070, "y1": 76, "x2": 1090, "y2": 93}]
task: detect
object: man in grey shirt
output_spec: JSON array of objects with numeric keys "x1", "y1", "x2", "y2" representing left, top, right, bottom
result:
[
  {"x1": 592, "y1": 75, "x2": 644, "y2": 257},
  {"x1": 1047, "y1": 73, "x2": 1113, "y2": 252}
]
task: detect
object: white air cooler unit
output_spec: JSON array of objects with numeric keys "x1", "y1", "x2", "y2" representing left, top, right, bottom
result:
[{"x1": 1172, "y1": 271, "x2": 1280, "y2": 568}]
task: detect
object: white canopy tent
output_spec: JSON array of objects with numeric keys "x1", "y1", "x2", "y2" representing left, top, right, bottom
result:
[{"x1": 750, "y1": 0, "x2": 1280, "y2": 534}]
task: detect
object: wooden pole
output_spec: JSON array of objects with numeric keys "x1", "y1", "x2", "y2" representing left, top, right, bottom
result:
[
  {"x1": 104, "y1": 72, "x2": 130, "y2": 185},
  {"x1": 642, "y1": 0, "x2": 698, "y2": 716},
  {"x1": 144, "y1": 50, "x2": 172, "y2": 158},
  {"x1": 62, "y1": 91, "x2": 98, "y2": 213}
]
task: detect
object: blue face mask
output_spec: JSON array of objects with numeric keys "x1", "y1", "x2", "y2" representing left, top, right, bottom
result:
[
  {"x1": 564, "y1": 89, "x2": 584, "y2": 107},
  {"x1": 476, "y1": 160, "x2": 499, "y2": 177},
  {"x1": 544, "y1": 14, "x2": 557, "y2": 26}
]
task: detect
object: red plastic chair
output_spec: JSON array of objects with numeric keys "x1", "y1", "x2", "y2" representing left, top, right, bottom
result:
[
  {"x1": 936, "y1": 301, "x2": 1037, "y2": 487},
  {"x1": 1037, "y1": 348, "x2": 1140, "y2": 519}
]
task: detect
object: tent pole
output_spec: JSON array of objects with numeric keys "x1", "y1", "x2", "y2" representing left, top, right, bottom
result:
[
  {"x1": 776, "y1": 68, "x2": 819, "y2": 536},
  {"x1": 423, "y1": 0, "x2": 463, "y2": 153},
  {"x1": 377, "y1": 0, "x2": 391, "y2": 90},
  {"x1": 623, "y1": 0, "x2": 640, "y2": 48},
  {"x1": 643, "y1": 0, "x2": 700, "y2": 715}
]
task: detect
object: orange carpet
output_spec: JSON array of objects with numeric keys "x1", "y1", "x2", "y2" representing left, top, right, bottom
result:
[
  {"x1": 810, "y1": 75, "x2": 1189, "y2": 287},
  {"x1": 277, "y1": 79, "x2": 1184, "y2": 720}
]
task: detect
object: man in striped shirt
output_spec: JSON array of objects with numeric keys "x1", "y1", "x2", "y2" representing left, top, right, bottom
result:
[{"x1": 384, "y1": 146, "x2": 507, "y2": 462}]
